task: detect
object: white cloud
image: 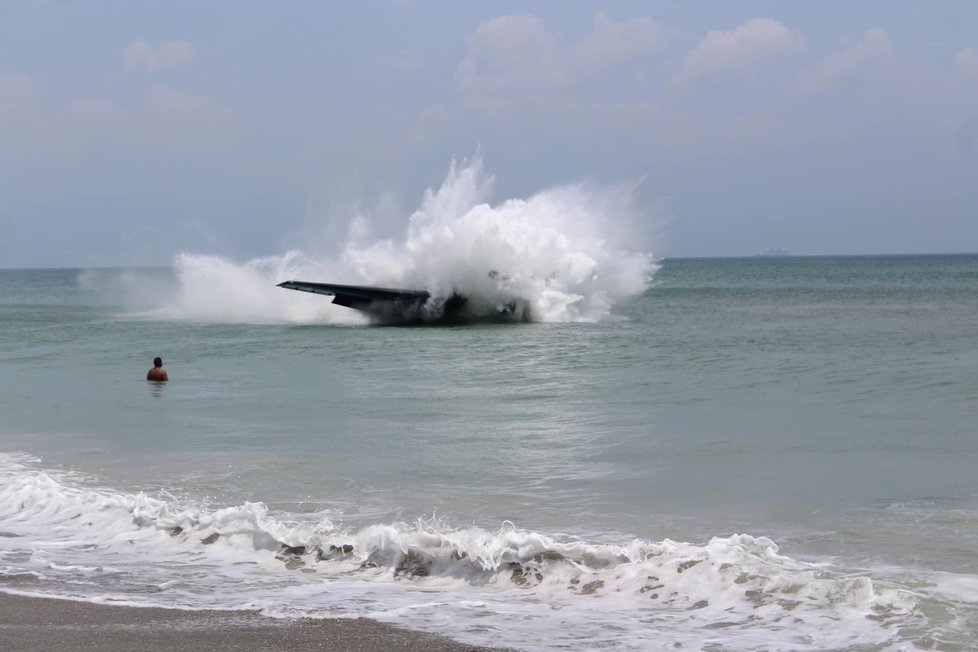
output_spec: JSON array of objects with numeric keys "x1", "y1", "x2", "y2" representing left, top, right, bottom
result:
[
  {"x1": 674, "y1": 18, "x2": 805, "y2": 85},
  {"x1": 147, "y1": 86, "x2": 212, "y2": 114},
  {"x1": 70, "y1": 98, "x2": 126, "y2": 119},
  {"x1": 578, "y1": 12, "x2": 676, "y2": 70},
  {"x1": 957, "y1": 47, "x2": 978, "y2": 82},
  {"x1": 793, "y1": 28, "x2": 892, "y2": 94},
  {"x1": 459, "y1": 12, "x2": 674, "y2": 94},
  {"x1": 124, "y1": 40, "x2": 194, "y2": 72},
  {"x1": 0, "y1": 73, "x2": 40, "y2": 106}
]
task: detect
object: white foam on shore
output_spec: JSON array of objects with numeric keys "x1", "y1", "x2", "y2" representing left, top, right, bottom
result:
[{"x1": 3, "y1": 452, "x2": 971, "y2": 650}]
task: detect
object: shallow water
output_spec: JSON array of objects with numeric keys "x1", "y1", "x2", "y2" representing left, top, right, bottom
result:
[{"x1": 2, "y1": 254, "x2": 978, "y2": 650}]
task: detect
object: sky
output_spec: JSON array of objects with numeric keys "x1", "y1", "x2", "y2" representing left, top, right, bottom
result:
[{"x1": 1, "y1": 0, "x2": 977, "y2": 267}]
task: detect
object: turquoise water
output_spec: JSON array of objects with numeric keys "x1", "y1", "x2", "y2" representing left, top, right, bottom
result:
[{"x1": 2, "y1": 255, "x2": 978, "y2": 650}]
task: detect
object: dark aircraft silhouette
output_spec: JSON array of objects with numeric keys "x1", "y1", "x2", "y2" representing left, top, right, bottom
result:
[{"x1": 277, "y1": 279, "x2": 527, "y2": 323}]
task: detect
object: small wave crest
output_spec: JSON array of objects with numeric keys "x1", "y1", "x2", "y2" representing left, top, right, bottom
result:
[
  {"x1": 1, "y1": 453, "x2": 961, "y2": 650},
  {"x1": 122, "y1": 156, "x2": 656, "y2": 324}
]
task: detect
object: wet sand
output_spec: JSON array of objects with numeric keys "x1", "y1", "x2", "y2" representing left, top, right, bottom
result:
[{"x1": 0, "y1": 592, "x2": 506, "y2": 651}]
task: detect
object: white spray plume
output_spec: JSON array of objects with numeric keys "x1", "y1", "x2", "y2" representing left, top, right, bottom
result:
[{"x1": 158, "y1": 155, "x2": 658, "y2": 324}]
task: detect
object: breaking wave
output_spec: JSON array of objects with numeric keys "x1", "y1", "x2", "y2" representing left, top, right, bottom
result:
[
  {"x1": 3, "y1": 453, "x2": 970, "y2": 651},
  {"x1": 145, "y1": 156, "x2": 657, "y2": 324}
]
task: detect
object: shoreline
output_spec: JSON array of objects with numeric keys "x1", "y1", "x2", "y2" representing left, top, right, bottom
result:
[{"x1": 0, "y1": 592, "x2": 506, "y2": 651}]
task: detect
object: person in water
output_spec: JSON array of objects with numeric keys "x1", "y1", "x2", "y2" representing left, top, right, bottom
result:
[{"x1": 147, "y1": 356, "x2": 168, "y2": 381}]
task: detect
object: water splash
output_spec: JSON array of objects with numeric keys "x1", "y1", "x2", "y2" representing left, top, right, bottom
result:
[{"x1": 158, "y1": 156, "x2": 657, "y2": 324}]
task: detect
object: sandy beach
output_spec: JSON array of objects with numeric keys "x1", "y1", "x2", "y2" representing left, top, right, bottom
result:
[{"x1": 0, "y1": 592, "x2": 505, "y2": 651}]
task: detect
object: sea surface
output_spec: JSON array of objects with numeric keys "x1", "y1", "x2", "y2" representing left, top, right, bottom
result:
[{"x1": 2, "y1": 254, "x2": 978, "y2": 650}]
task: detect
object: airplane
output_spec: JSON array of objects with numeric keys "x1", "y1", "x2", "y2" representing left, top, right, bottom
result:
[{"x1": 277, "y1": 279, "x2": 528, "y2": 323}]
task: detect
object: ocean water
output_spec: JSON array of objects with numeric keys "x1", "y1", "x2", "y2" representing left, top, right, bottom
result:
[
  {"x1": 2, "y1": 253, "x2": 977, "y2": 650},
  {"x1": 2, "y1": 164, "x2": 978, "y2": 649}
]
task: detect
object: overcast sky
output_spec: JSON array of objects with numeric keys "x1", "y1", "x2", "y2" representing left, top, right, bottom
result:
[{"x1": 2, "y1": 1, "x2": 977, "y2": 267}]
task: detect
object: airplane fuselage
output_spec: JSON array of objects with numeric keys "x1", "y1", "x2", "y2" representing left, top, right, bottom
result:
[{"x1": 277, "y1": 280, "x2": 526, "y2": 324}]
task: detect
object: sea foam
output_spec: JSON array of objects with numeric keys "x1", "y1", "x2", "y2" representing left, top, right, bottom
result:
[
  {"x1": 1, "y1": 452, "x2": 956, "y2": 651},
  {"x1": 154, "y1": 156, "x2": 656, "y2": 324}
]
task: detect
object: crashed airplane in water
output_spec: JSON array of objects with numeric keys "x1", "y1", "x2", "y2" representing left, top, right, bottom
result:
[{"x1": 276, "y1": 279, "x2": 530, "y2": 324}]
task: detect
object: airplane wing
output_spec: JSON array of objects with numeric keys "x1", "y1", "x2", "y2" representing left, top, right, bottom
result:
[{"x1": 276, "y1": 280, "x2": 430, "y2": 309}]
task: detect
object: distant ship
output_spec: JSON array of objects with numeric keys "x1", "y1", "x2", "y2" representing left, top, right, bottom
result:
[{"x1": 756, "y1": 247, "x2": 790, "y2": 257}]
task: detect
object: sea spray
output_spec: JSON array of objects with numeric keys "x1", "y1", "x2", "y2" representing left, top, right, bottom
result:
[
  {"x1": 164, "y1": 251, "x2": 365, "y2": 324},
  {"x1": 156, "y1": 156, "x2": 656, "y2": 324}
]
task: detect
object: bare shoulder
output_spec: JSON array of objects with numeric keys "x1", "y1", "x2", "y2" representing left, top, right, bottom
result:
[{"x1": 147, "y1": 368, "x2": 168, "y2": 381}]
